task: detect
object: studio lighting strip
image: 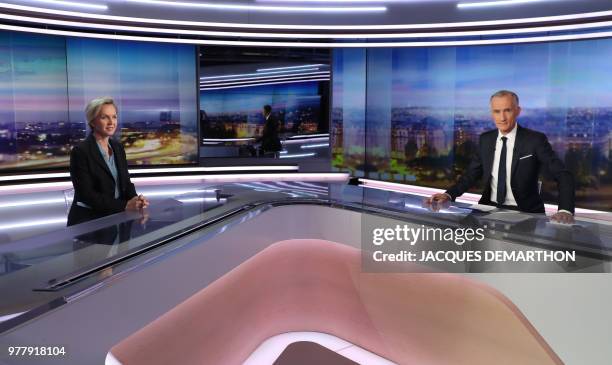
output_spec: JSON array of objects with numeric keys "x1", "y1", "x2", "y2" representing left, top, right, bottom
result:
[
  {"x1": 1, "y1": 20, "x2": 612, "y2": 48},
  {"x1": 0, "y1": 166, "x2": 300, "y2": 183},
  {"x1": 2, "y1": 10, "x2": 612, "y2": 41},
  {"x1": 200, "y1": 71, "x2": 330, "y2": 84},
  {"x1": 124, "y1": 0, "x2": 386, "y2": 12},
  {"x1": 200, "y1": 75, "x2": 330, "y2": 88},
  {"x1": 201, "y1": 71, "x2": 329, "y2": 83},
  {"x1": 201, "y1": 78, "x2": 330, "y2": 90},
  {"x1": 200, "y1": 69, "x2": 325, "y2": 80},
  {"x1": 2, "y1": 2, "x2": 612, "y2": 30}
]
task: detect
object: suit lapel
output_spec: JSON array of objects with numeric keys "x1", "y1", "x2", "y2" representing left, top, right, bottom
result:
[
  {"x1": 510, "y1": 125, "x2": 522, "y2": 181},
  {"x1": 482, "y1": 132, "x2": 496, "y2": 178},
  {"x1": 88, "y1": 135, "x2": 114, "y2": 180}
]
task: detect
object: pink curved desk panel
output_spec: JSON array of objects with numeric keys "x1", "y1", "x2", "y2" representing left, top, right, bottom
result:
[{"x1": 110, "y1": 239, "x2": 562, "y2": 365}]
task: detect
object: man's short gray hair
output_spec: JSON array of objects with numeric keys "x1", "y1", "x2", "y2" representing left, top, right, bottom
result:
[
  {"x1": 85, "y1": 96, "x2": 118, "y2": 128},
  {"x1": 490, "y1": 90, "x2": 519, "y2": 106}
]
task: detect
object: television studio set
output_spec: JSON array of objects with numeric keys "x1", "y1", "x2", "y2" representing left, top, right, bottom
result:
[{"x1": 0, "y1": 0, "x2": 611, "y2": 364}]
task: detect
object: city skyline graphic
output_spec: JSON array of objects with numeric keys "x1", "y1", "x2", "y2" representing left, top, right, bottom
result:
[
  {"x1": 333, "y1": 38, "x2": 612, "y2": 211},
  {"x1": 0, "y1": 31, "x2": 198, "y2": 171}
]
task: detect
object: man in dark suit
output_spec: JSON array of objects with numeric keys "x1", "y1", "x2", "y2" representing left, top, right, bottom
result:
[
  {"x1": 67, "y1": 97, "x2": 148, "y2": 226},
  {"x1": 259, "y1": 104, "x2": 282, "y2": 157},
  {"x1": 424, "y1": 90, "x2": 575, "y2": 223}
]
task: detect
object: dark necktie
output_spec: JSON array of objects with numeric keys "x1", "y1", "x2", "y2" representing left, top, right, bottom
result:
[{"x1": 497, "y1": 136, "x2": 508, "y2": 205}]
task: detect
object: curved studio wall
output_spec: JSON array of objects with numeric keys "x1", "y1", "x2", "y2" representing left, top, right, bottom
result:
[
  {"x1": 0, "y1": 30, "x2": 198, "y2": 172},
  {"x1": 331, "y1": 36, "x2": 612, "y2": 212}
]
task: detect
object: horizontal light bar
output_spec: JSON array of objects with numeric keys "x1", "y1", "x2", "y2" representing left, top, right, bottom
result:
[
  {"x1": 282, "y1": 137, "x2": 329, "y2": 144},
  {"x1": 0, "y1": 217, "x2": 66, "y2": 230},
  {"x1": 27, "y1": 0, "x2": 107, "y2": 10},
  {"x1": 125, "y1": 0, "x2": 386, "y2": 12},
  {"x1": 200, "y1": 71, "x2": 329, "y2": 84},
  {"x1": 177, "y1": 197, "x2": 226, "y2": 203},
  {"x1": 289, "y1": 133, "x2": 330, "y2": 139},
  {"x1": 201, "y1": 78, "x2": 329, "y2": 90},
  {"x1": 132, "y1": 173, "x2": 349, "y2": 183},
  {"x1": 5, "y1": 12, "x2": 612, "y2": 40},
  {"x1": 4, "y1": 22, "x2": 612, "y2": 48},
  {"x1": 458, "y1": 0, "x2": 552, "y2": 8},
  {"x1": 257, "y1": 64, "x2": 327, "y2": 72},
  {"x1": 0, "y1": 166, "x2": 299, "y2": 182},
  {"x1": 0, "y1": 188, "x2": 219, "y2": 209},
  {"x1": 202, "y1": 138, "x2": 255, "y2": 142},
  {"x1": 0, "y1": 173, "x2": 348, "y2": 193},
  {"x1": 201, "y1": 74, "x2": 330, "y2": 87},
  {"x1": 300, "y1": 143, "x2": 329, "y2": 149},
  {"x1": 131, "y1": 166, "x2": 299, "y2": 173},
  {"x1": 201, "y1": 68, "x2": 321, "y2": 80},
  {"x1": 2, "y1": 2, "x2": 612, "y2": 30},
  {"x1": 279, "y1": 152, "x2": 316, "y2": 158},
  {"x1": 0, "y1": 198, "x2": 65, "y2": 209},
  {"x1": 0, "y1": 172, "x2": 69, "y2": 182}
]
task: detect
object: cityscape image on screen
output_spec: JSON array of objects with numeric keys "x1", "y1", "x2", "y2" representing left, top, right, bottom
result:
[
  {"x1": 0, "y1": 31, "x2": 198, "y2": 171},
  {"x1": 333, "y1": 39, "x2": 612, "y2": 211}
]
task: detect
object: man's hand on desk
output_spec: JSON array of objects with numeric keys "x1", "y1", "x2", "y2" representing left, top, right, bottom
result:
[
  {"x1": 549, "y1": 210, "x2": 575, "y2": 224},
  {"x1": 423, "y1": 193, "x2": 451, "y2": 212}
]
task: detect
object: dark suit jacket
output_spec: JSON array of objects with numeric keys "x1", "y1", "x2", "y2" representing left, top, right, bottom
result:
[
  {"x1": 446, "y1": 125, "x2": 575, "y2": 214},
  {"x1": 67, "y1": 134, "x2": 137, "y2": 226},
  {"x1": 260, "y1": 115, "x2": 282, "y2": 152}
]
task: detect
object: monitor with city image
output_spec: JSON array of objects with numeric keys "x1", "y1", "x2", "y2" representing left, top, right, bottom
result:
[
  {"x1": 0, "y1": 31, "x2": 198, "y2": 172},
  {"x1": 332, "y1": 38, "x2": 612, "y2": 211}
]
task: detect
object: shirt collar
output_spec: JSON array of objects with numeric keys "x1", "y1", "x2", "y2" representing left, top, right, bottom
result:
[{"x1": 497, "y1": 124, "x2": 518, "y2": 142}]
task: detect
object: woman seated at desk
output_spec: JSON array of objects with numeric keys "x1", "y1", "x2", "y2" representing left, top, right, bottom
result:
[{"x1": 67, "y1": 97, "x2": 148, "y2": 226}]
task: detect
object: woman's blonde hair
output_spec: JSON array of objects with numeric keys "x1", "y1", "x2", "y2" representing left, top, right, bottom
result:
[{"x1": 85, "y1": 96, "x2": 118, "y2": 129}]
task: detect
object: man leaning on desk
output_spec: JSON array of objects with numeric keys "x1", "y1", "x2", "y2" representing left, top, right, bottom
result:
[{"x1": 424, "y1": 90, "x2": 575, "y2": 224}]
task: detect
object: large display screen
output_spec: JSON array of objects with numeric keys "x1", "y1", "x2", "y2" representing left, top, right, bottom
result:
[
  {"x1": 333, "y1": 39, "x2": 612, "y2": 211},
  {"x1": 199, "y1": 46, "x2": 330, "y2": 159},
  {"x1": 0, "y1": 31, "x2": 198, "y2": 171},
  {"x1": 201, "y1": 82, "x2": 324, "y2": 139}
]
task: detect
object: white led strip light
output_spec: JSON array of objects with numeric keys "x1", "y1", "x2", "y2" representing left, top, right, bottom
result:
[
  {"x1": 458, "y1": 0, "x2": 554, "y2": 8},
  {"x1": 257, "y1": 64, "x2": 327, "y2": 71},
  {"x1": 201, "y1": 74, "x2": 330, "y2": 87},
  {"x1": 2, "y1": 22, "x2": 612, "y2": 48},
  {"x1": 2, "y1": 10, "x2": 612, "y2": 40},
  {"x1": 0, "y1": 166, "x2": 299, "y2": 182},
  {"x1": 201, "y1": 78, "x2": 329, "y2": 90},
  {"x1": 1, "y1": 2, "x2": 612, "y2": 30},
  {"x1": 289, "y1": 133, "x2": 329, "y2": 139},
  {"x1": 200, "y1": 72, "x2": 330, "y2": 84},
  {"x1": 200, "y1": 69, "x2": 322, "y2": 80},
  {"x1": 125, "y1": 0, "x2": 386, "y2": 12},
  {"x1": 25, "y1": 0, "x2": 107, "y2": 10}
]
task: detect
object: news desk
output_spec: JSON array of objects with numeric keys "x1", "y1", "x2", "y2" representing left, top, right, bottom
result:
[{"x1": 0, "y1": 181, "x2": 610, "y2": 364}]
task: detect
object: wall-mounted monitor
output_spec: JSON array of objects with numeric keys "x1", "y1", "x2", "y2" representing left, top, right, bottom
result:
[
  {"x1": 199, "y1": 46, "x2": 330, "y2": 160},
  {"x1": 0, "y1": 30, "x2": 198, "y2": 172},
  {"x1": 333, "y1": 37, "x2": 612, "y2": 211}
]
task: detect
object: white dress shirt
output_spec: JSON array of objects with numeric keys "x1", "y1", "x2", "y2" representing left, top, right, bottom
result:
[{"x1": 490, "y1": 125, "x2": 518, "y2": 206}]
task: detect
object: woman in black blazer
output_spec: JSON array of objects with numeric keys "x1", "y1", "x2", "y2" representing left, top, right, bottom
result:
[{"x1": 67, "y1": 97, "x2": 148, "y2": 226}]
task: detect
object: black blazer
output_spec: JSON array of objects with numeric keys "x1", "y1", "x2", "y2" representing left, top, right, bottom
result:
[
  {"x1": 67, "y1": 135, "x2": 137, "y2": 226},
  {"x1": 446, "y1": 125, "x2": 575, "y2": 214}
]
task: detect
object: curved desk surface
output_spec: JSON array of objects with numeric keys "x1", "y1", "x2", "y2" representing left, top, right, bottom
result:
[
  {"x1": 110, "y1": 239, "x2": 561, "y2": 365},
  {"x1": 0, "y1": 180, "x2": 611, "y2": 364}
]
